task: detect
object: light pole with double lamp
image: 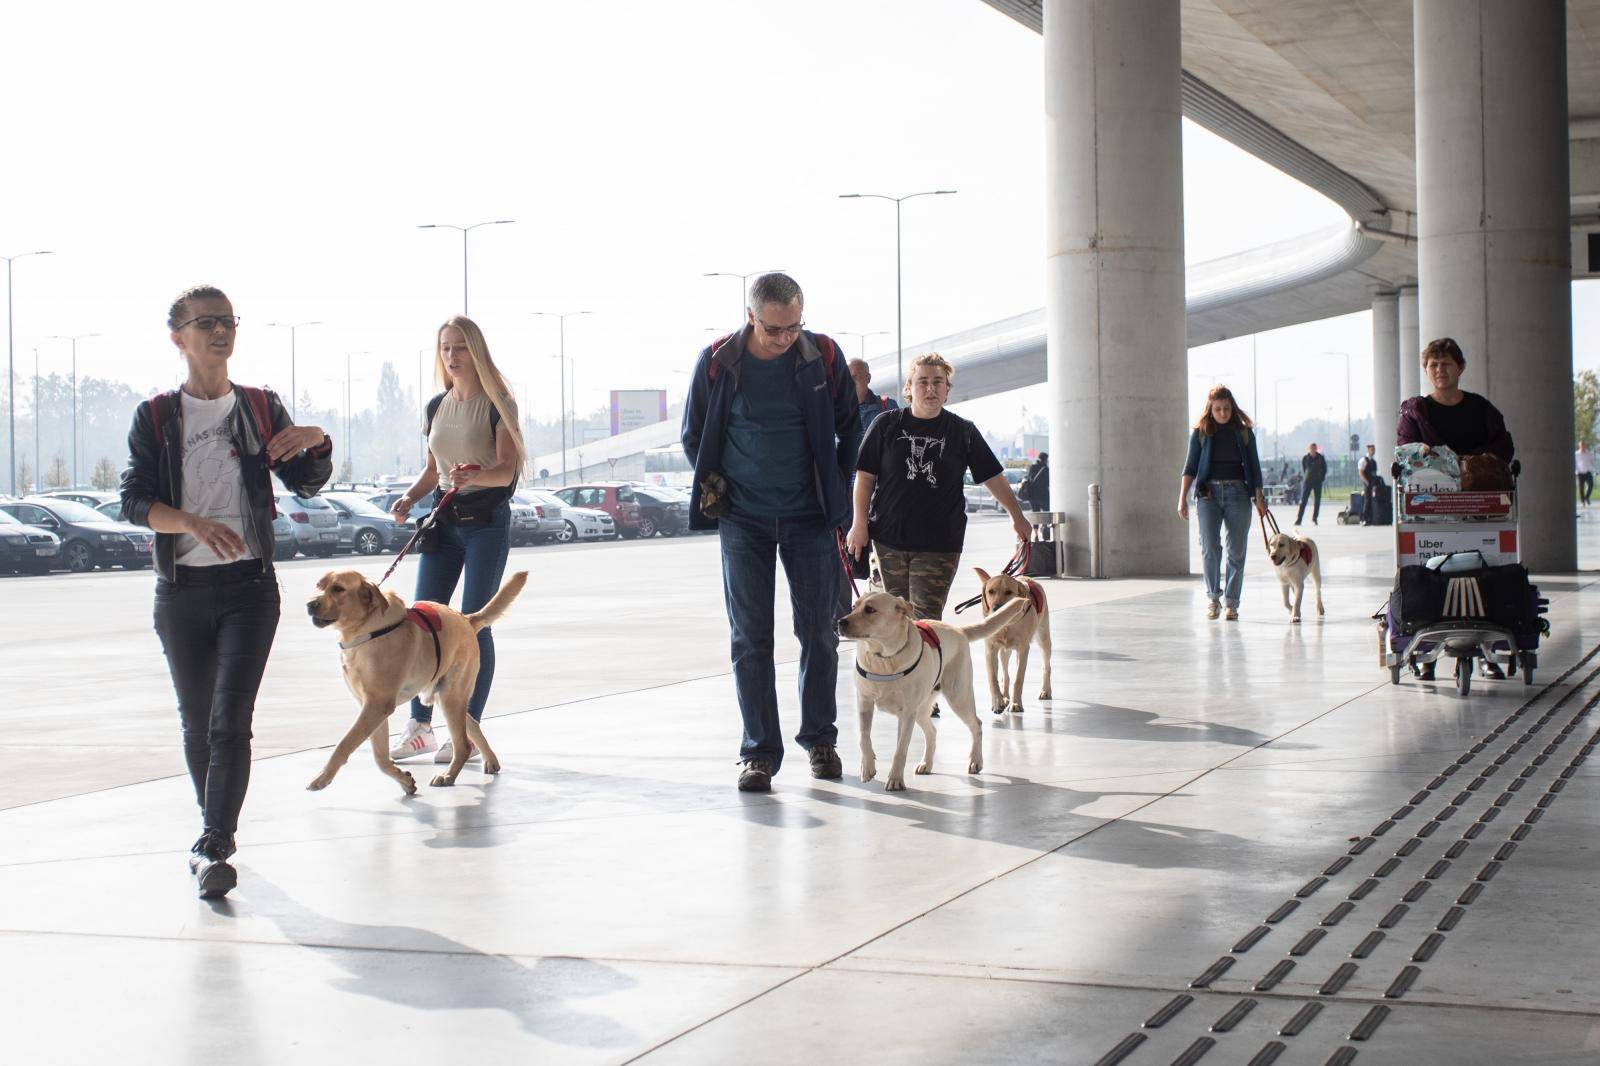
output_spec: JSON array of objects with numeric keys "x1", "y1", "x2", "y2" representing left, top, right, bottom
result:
[
  {"x1": 416, "y1": 219, "x2": 515, "y2": 315},
  {"x1": 345, "y1": 351, "x2": 371, "y2": 482},
  {"x1": 532, "y1": 310, "x2": 591, "y2": 485},
  {"x1": 47, "y1": 332, "x2": 99, "y2": 488},
  {"x1": 835, "y1": 329, "x2": 890, "y2": 362},
  {"x1": 4, "y1": 249, "x2": 52, "y2": 494},
  {"x1": 703, "y1": 269, "x2": 784, "y2": 322},
  {"x1": 265, "y1": 320, "x2": 321, "y2": 420},
  {"x1": 838, "y1": 189, "x2": 956, "y2": 399}
]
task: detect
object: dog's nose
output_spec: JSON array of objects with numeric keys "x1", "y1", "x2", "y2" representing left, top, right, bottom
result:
[{"x1": 305, "y1": 601, "x2": 321, "y2": 617}]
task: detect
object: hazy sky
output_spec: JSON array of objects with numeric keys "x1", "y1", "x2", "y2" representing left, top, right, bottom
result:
[{"x1": 2, "y1": 0, "x2": 1595, "y2": 444}]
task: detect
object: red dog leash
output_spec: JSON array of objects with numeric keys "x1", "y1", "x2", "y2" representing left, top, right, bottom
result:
[{"x1": 374, "y1": 465, "x2": 479, "y2": 589}]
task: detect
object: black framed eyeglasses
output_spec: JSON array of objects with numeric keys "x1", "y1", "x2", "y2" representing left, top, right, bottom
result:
[
  {"x1": 175, "y1": 315, "x2": 242, "y2": 332},
  {"x1": 755, "y1": 317, "x2": 804, "y2": 338}
]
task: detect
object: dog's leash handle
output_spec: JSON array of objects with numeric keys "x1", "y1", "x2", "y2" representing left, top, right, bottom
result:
[{"x1": 373, "y1": 466, "x2": 483, "y2": 588}]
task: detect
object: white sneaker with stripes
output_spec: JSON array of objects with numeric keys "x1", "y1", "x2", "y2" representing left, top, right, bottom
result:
[{"x1": 390, "y1": 720, "x2": 437, "y2": 761}]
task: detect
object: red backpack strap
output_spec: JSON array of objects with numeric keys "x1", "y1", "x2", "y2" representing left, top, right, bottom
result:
[
  {"x1": 235, "y1": 385, "x2": 274, "y2": 447},
  {"x1": 148, "y1": 391, "x2": 175, "y2": 449},
  {"x1": 705, "y1": 333, "x2": 736, "y2": 383},
  {"x1": 814, "y1": 333, "x2": 839, "y2": 393}
]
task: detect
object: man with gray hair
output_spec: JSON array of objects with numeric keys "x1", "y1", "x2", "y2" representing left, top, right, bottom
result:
[
  {"x1": 682, "y1": 272, "x2": 861, "y2": 792},
  {"x1": 849, "y1": 357, "x2": 899, "y2": 438}
]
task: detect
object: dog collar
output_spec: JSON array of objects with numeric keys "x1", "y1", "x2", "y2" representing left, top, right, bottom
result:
[
  {"x1": 855, "y1": 622, "x2": 943, "y2": 684},
  {"x1": 340, "y1": 606, "x2": 444, "y2": 682},
  {"x1": 340, "y1": 617, "x2": 406, "y2": 650}
]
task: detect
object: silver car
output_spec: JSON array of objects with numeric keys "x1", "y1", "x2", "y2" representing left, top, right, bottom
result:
[
  {"x1": 323, "y1": 492, "x2": 412, "y2": 555},
  {"x1": 274, "y1": 492, "x2": 341, "y2": 558},
  {"x1": 524, "y1": 489, "x2": 615, "y2": 542},
  {"x1": 513, "y1": 489, "x2": 569, "y2": 542}
]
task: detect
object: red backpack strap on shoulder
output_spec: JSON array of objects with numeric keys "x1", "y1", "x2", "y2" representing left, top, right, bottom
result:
[
  {"x1": 148, "y1": 391, "x2": 175, "y2": 449},
  {"x1": 235, "y1": 385, "x2": 274, "y2": 447},
  {"x1": 814, "y1": 333, "x2": 839, "y2": 393},
  {"x1": 705, "y1": 333, "x2": 736, "y2": 383}
]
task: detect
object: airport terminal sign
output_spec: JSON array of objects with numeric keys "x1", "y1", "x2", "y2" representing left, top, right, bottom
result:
[{"x1": 610, "y1": 389, "x2": 668, "y2": 436}]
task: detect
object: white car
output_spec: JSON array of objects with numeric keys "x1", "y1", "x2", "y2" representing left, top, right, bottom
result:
[{"x1": 559, "y1": 504, "x2": 616, "y2": 542}]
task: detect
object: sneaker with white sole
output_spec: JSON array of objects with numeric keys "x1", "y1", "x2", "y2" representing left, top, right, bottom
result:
[
  {"x1": 434, "y1": 737, "x2": 481, "y2": 764},
  {"x1": 390, "y1": 720, "x2": 437, "y2": 761}
]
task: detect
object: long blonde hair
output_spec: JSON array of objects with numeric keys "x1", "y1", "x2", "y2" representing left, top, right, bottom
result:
[{"x1": 434, "y1": 315, "x2": 527, "y2": 467}]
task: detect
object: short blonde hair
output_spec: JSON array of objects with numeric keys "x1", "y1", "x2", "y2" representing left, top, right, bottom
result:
[{"x1": 903, "y1": 352, "x2": 955, "y2": 401}]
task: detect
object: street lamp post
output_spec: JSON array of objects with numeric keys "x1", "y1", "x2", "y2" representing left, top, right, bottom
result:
[
  {"x1": 32, "y1": 347, "x2": 40, "y2": 494},
  {"x1": 47, "y1": 333, "x2": 99, "y2": 488},
  {"x1": 265, "y1": 321, "x2": 321, "y2": 420},
  {"x1": 1323, "y1": 350, "x2": 1353, "y2": 456},
  {"x1": 416, "y1": 219, "x2": 515, "y2": 315},
  {"x1": 838, "y1": 189, "x2": 957, "y2": 399},
  {"x1": 703, "y1": 269, "x2": 785, "y2": 321},
  {"x1": 1274, "y1": 377, "x2": 1295, "y2": 464},
  {"x1": 345, "y1": 351, "x2": 371, "y2": 482},
  {"x1": 418, "y1": 347, "x2": 432, "y2": 469},
  {"x1": 4, "y1": 249, "x2": 52, "y2": 494},
  {"x1": 836, "y1": 329, "x2": 890, "y2": 362},
  {"x1": 532, "y1": 311, "x2": 591, "y2": 485}
]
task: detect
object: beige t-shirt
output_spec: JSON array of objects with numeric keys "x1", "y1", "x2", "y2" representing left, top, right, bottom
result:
[{"x1": 427, "y1": 390, "x2": 514, "y2": 494}]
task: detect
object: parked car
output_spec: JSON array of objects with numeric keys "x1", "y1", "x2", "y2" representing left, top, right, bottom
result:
[
  {"x1": 40, "y1": 489, "x2": 118, "y2": 510},
  {"x1": 553, "y1": 483, "x2": 647, "y2": 538},
  {"x1": 629, "y1": 484, "x2": 690, "y2": 537},
  {"x1": 0, "y1": 497, "x2": 154, "y2": 572},
  {"x1": 511, "y1": 490, "x2": 568, "y2": 543},
  {"x1": 97, "y1": 497, "x2": 296, "y2": 559},
  {"x1": 323, "y1": 491, "x2": 412, "y2": 556},
  {"x1": 508, "y1": 496, "x2": 545, "y2": 546},
  {"x1": 274, "y1": 492, "x2": 341, "y2": 558},
  {"x1": 0, "y1": 508, "x2": 62, "y2": 574},
  {"x1": 525, "y1": 489, "x2": 616, "y2": 542},
  {"x1": 367, "y1": 490, "x2": 435, "y2": 527}
]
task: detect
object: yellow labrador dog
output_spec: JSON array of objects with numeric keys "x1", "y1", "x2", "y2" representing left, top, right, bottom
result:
[
  {"x1": 305, "y1": 569, "x2": 527, "y2": 794},
  {"x1": 838, "y1": 591, "x2": 1028, "y2": 791},
  {"x1": 973, "y1": 569, "x2": 1054, "y2": 714},
  {"x1": 1267, "y1": 532, "x2": 1324, "y2": 623}
]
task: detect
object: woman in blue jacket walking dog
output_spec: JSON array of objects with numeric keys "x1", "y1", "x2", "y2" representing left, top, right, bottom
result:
[{"x1": 1178, "y1": 385, "x2": 1267, "y2": 621}]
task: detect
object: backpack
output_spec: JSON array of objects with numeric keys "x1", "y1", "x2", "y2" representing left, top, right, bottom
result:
[
  {"x1": 149, "y1": 384, "x2": 278, "y2": 516},
  {"x1": 705, "y1": 331, "x2": 841, "y2": 394}
]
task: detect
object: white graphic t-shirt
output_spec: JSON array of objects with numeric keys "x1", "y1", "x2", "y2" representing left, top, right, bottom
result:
[{"x1": 175, "y1": 390, "x2": 258, "y2": 566}]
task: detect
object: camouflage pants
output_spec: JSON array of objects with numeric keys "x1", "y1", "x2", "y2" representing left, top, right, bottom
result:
[{"x1": 873, "y1": 543, "x2": 962, "y2": 621}]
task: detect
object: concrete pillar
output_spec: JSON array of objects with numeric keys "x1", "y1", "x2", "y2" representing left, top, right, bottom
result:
[
  {"x1": 1415, "y1": 0, "x2": 1573, "y2": 570},
  {"x1": 1044, "y1": 0, "x2": 1187, "y2": 577},
  {"x1": 1371, "y1": 292, "x2": 1400, "y2": 457},
  {"x1": 1397, "y1": 283, "x2": 1420, "y2": 401}
]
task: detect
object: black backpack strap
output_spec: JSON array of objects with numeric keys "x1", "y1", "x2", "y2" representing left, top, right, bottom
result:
[{"x1": 424, "y1": 391, "x2": 446, "y2": 435}]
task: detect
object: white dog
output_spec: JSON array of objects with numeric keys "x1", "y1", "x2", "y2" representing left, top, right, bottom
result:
[
  {"x1": 1267, "y1": 532, "x2": 1324, "y2": 623},
  {"x1": 837, "y1": 591, "x2": 1028, "y2": 791}
]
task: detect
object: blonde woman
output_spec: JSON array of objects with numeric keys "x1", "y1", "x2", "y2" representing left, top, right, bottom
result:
[
  {"x1": 389, "y1": 316, "x2": 526, "y2": 762},
  {"x1": 848, "y1": 352, "x2": 1031, "y2": 622}
]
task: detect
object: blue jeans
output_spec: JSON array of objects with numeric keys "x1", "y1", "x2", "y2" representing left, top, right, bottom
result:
[
  {"x1": 718, "y1": 510, "x2": 840, "y2": 772},
  {"x1": 410, "y1": 500, "x2": 510, "y2": 724},
  {"x1": 1197, "y1": 481, "x2": 1253, "y2": 608}
]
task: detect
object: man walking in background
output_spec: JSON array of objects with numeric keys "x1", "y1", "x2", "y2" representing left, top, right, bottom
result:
[
  {"x1": 1296, "y1": 441, "x2": 1327, "y2": 525},
  {"x1": 1577, "y1": 441, "x2": 1594, "y2": 508},
  {"x1": 849, "y1": 358, "x2": 898, "y2": 439},
  {"x1": 1358, "y1": 443, "x2": 1379, "y2": 525}
]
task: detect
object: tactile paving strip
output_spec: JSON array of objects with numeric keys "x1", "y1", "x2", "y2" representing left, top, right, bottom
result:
[{"x1": 1091, "y1": 645, "x2": 1600, "y2": 1065}]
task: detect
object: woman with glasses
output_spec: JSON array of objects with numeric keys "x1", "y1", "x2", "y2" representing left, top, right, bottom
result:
[
  {"x1": 120, "y1": 284, "x2": 332, "y2": 899},
  {"x1": 388, "y1": 316, "x2": 526, "y2": 765},
  {"x1": 1178, "y1": 385, "x2": 1268, "y2": 621},
  {"x1": 848, "y1": 352, "x2": 1032, "y2": 636}
]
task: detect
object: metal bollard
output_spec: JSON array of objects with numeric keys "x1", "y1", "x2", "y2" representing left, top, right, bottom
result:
[{"x1": 1088, "y1": 483, "x2": 1104, "y2": 579}]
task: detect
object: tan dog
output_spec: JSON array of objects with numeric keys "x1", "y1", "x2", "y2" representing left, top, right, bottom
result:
[
  {"x1": 1266, "y1": 532, "x2": 1324, "y2": 623},
  {"x1": 973, "y1": 569, "x2": 1054, "y2": 714},
  {"x1": 837, "y1": 591, "x2": 1028, "y2": 791},
  {"x1": 304, "y1": 569, "x2": 527, "y2": 794}
]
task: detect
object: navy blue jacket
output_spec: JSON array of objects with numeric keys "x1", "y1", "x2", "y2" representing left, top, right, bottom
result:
[
  {"x1": 1182, "y1": 424, "x2": 1264, "y2": 497},
  {"x1": 681, "y1": 326, "x2": 860, "y2": 532}
]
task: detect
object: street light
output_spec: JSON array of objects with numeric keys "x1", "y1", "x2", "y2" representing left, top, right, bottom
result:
[
  {"x1": 836, "y1": 329, "x2": 890, "y2": 361},
  {"x1": 703, "y1": 269, "x2": 784, "y2": 321},
  {"x1": 1274, "y1": 376, "x2": 1296, "y2": 464},
  {"x1": 47, "y1": 332, "x2": 99, "y2": 488},
  {"x1": 838, "y1": 189, "x2": 957, "y2": 398},
  {"x1": 416, "y1": 219, "x2": 515, "y2": 315},
  {"x1": 32, "y1": 347, "x2": 40, "y2": 494},
  {"x1": 532, "y1": 311, "x2": 591, "y2": 485},
  {"x1": 264, "y1": 321, "x2": 321, "y2": 420},
  {"x1": 1323, "y1": 350, "x2": 1353, "y2": 457},
  {"x1": 345, "y1": 351, "x2": 371, "y2": 481},
  {"x1": 4, "y1": 249, "x2": 52, "y2": 494}
]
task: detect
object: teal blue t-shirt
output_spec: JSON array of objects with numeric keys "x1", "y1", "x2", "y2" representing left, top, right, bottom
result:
[{"x1": 722, "y1": 351, "x2": 819, "y2": 517}]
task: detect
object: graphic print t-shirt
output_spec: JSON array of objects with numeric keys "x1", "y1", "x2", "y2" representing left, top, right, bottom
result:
[
  {"x1": 175, "y1": 390, "x2": 257, "y2": 566},
  {"x1": 856, "y1": 409, "x2": 1003, "y2": 552}
]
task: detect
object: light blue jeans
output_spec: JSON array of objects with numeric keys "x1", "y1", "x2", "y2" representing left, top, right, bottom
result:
[{"x1": 1197, "y1": 480, "x2": 1253, "y2": 608}]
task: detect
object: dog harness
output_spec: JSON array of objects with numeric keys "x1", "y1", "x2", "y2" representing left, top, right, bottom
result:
[
  {"x1": 1298, "y1": 542, "x2": 1313, "y2": 565},
  {"x1": 855, "y1": 621, "x2": 944, "y2": 687},
  {"x1": 1024, "y1": 579, "x2": 1044, "y2": 614},
  {"x1": 340, "y1": 604, "x2": 444, "y2": 681}
]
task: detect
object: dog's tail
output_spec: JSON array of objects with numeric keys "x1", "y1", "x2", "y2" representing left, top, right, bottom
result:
[
  {"x1": 957, "y1": 597, "x2": 1029, "y2": 640},
  {"x1": 467, "y1": 571, "x2": 529, "y2": 632}
]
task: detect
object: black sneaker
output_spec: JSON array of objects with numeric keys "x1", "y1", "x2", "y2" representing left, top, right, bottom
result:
[
  {"x1": 189, "y1": 830, "x2": 238, "y2": 900},
  {"x1": 809, "y1": 744, "x2": 843, "y2": 780},
  {"x1": 737, "y1": 759, "x2": 774, "y2": 792}
]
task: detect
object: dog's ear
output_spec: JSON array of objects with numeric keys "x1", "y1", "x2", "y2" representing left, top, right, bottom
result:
[
  {"x1": 973, "y1": 567, "x2": 992, "y2": 584},
  {"x1": 315, "y1": 571, "x2": 331, "y2": 590},
  {"x1": 894, "y1": 597, "x2": 912, "y2": 618},
  {"x1": 358, "y1": 581, "x2": 378, "y2": 614}
]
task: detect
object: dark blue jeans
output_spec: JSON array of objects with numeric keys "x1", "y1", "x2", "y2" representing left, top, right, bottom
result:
[
  {"x1": 718, "y1": 510, "x2": 840, "y2": 773},
  {"x1": 153, "y1": 560, "x2": 281, "y2": 837},
  {"x1": 410, "y1": 500, "x2": 510, "y2": 724}
]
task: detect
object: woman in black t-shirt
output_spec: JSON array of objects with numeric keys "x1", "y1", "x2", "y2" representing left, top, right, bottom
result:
[{"x1": 847, "y1": 352, "x2": 1032, "y2": 622}]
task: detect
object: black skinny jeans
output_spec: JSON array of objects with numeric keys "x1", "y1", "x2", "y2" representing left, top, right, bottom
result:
[{"x1": 153, "y1": 560, "x2": 280, "y2": 837}]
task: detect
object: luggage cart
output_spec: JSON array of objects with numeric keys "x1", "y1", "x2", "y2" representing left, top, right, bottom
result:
[{"x1": 1381, "y1": 460, "x2": 1534, "y2": 696}]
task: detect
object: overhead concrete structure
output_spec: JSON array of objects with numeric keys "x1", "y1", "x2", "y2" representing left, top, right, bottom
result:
[
  {"x1": 1398, "y1": 282, "x2": 1420, "y2": 400},
  {"x1": 1371, "y1": 291, "x2": 1399, "y2": 457},
  {"x1": 1044, "y1": 0, "x2": 1187, "y2": 577},
  {"x1": 1414, "y1": 0, "x2": 1575, "y2": 570}
]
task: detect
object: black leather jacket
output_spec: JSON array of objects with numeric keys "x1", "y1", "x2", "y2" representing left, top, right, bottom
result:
[{"x1": 119, "y1": 385, "x2": 333, "y2": 582}]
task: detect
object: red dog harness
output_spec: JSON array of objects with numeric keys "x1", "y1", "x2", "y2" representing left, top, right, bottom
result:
[
  {"x1": 340, "y1": 604, "x2": 444, "y2": 681},
  {"x1": 856, "y1": 619, "x2": 945, "y2": 688},
  {"x1": 1299, "y1": 543, "x2": 1314, "y2": 566},
  {"x1": 1024, "y1": 579, "x2": 1044, "y2": 614}
]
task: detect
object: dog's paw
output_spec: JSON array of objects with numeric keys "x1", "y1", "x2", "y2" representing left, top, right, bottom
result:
[
  {"x1": 914, "y1": 761, "x2": 932, "y2": 775},
  {"x1": 1038, "y1": 687, "x2": 1052, "y2": 700},
  {"x1": 967, "y1": 759, "x2": 983, "y2": 774},
  {"x1": 1291, "y1": 615, "x2": 1301, "y2": 624},
  {"x1": 399, "y1": 773, "x2": 417, "y2": 796},
  {"x1": 429, "y1": 774, "x2": 456, "y2": 788},
  {"x1": 1317, "y1": 605, "x2": 1326, "y2": 615},
  {"x1": 483, "y1": 758, "x2": 502, "y2": 775},
  {"x1": 859, "y1": 761, "x2": 876, "y2": 783},
  {"x1": 1012, "y1": 703, "x2": 1026, "y2": 715},
  {"x1": 306, "y1": 774, "x2": 332, "y2": 792},
  {"x1": 885, "y1": 776, "x2": 906, "y2": 792}
]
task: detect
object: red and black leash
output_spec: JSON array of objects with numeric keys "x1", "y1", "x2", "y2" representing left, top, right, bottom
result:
[
  {"x1": 835, "y1": 530, "x2": 862, "y2": 602},
  {"x1": 374, "y1": 465, "x2": 479, "y2": 589}
]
